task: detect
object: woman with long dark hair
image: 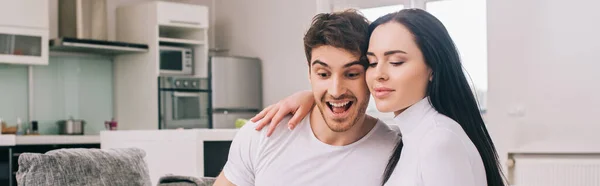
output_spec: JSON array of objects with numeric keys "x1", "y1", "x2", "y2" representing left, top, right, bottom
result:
[{"x1": 252, "y1": 9, "x2": 505, "y2": 186}]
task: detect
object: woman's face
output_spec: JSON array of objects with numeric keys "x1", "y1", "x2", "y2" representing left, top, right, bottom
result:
[{"x1": 366, "y1": 22, "x2": 432, "y2": 116}]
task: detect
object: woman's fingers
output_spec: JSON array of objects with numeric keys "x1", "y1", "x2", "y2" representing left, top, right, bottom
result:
[
  {"x1": 266, "y1": 102, "x2": 298, "y2": 136},
  {"x1": 288, "y1": 103, "x2": 313, "y2": 130},
  {"x1": 250, "y1": 105, "x2": 275, "y2": 130},
  {"x1": 251, "y1": 105, "x2": 272, "y2": 122},
  {"x1": 259, "y1": 104, "x2": 279, "y2": 129}
]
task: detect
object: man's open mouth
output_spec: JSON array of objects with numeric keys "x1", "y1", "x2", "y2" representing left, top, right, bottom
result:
[{"x1": 326, "y1": 101, "x2": 353, "y2": 114}]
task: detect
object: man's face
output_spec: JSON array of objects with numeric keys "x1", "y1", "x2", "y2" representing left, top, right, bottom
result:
[{"x1": 309, "y1": 45, "x2": 370, "y2": 132}]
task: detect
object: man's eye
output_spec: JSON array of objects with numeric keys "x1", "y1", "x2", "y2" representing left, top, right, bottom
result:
[{"x1": 317, "y1": 73, "x2": 329, "y2": 78}]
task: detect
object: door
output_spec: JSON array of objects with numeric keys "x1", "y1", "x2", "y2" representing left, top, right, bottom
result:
[{"x1": 210, "y1": 56, "x2": 262, "y2": 110}]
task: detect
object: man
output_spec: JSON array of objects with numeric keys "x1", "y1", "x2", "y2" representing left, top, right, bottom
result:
[{"x1": 214, "y1": 9, "x2": 399, "y2": 186}]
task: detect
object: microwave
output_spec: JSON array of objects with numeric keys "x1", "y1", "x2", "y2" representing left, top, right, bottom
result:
[{"x1": 159, "y1": 46, "x2": 193, "y2": 75}]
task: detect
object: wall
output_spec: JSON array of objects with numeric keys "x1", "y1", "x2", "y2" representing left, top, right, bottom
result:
[
  {"x1": 34, "y1": 56, "x2": 113, "y2": 135},
  {"x1": 215, "y1": 0, "x2": 314, "y2": 106},
  {"x1": 486, "y1": 0, "x2": 600, "y2": 163},
  {"x1": 0, "y1": 65, "x2": 29, "y2": 125},
  {"x1": 0, "y1": 56, "x2": 113, "y2": 135}
]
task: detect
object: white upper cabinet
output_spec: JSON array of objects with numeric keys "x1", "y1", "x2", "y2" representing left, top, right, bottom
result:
[
  {"x1": 0, "y1": 0, "x2": 48, "y2": 29},
  {"x1": 0, "y1": 0, "x2": 49, "y2": 65},
  {"x1": 156, "y1": 1, "x2": 209, "y2": 28}
]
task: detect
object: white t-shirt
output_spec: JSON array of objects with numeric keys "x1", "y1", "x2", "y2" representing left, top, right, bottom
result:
[
  {"x1": 223, "y1": 114, "x2": 400, "y2": 186},
  {"x1": 384, "y1": 98, "x2": 487, "y2": 186}
]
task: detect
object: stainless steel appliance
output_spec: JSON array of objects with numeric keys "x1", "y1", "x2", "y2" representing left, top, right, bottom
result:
[
  {"x1": 160, "y1": 46, "x2": 194, "y2": 75},
  {"x1": 51, "y1": 0, "x2": 149, "y2": 54},
  {"x1": 210, "y1": 56, "x2": 262, "y2": 128},
  {"x1": 58, "y1": 0, "x2": 108, "y2": 40},
  {"x1": 159, "y1": 76, "x2": 210, "y2": 129},
  {"x1": 57, "y1": 117, "x2": 86, "y2": 135}
]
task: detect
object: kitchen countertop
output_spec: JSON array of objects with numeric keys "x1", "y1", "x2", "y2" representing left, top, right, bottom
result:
[
  {"x1": 101, "y1": 128, "x2": 239, "y2": 141},
  {"x1": 0, "y1": 134, "x2": 100, "y2": 146},
  {"x1": 0, "y1": 134, "x2": 16, "y2": 146}
]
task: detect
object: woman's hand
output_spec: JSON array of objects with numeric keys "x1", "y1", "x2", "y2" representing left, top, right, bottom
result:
[{"x1": 251, "y1": 90, "x2": 315, "y2": 136}]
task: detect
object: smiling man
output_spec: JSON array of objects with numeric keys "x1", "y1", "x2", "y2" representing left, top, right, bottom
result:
[{"x1": 214, "y1": 9, "x2": 399, "y2": 186}]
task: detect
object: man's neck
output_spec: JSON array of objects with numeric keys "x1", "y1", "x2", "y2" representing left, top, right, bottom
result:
[{"x1": 309, "y1": 107, "x2": 377, "y2": 146}]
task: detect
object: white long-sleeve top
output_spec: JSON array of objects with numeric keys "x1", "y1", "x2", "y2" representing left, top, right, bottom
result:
[{"x1": 384, "y1": 98, "x2": 487, "y2": 186}]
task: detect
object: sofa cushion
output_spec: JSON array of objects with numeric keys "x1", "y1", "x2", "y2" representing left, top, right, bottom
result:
[
  {"x1": 158, "y1": 175, "x2": 216, "y2": 186},
  {"x1": 17, "y1": 148, "x2": 152, "y2": 186}
]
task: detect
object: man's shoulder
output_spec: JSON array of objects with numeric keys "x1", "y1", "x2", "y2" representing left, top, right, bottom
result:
[
  {"x1": 373, "y1": 119, "x2": 401, "y2": 136},
  {"x1": 364, "y1": 119, "x2": 400, "y2": 144},
  {"x1": 235, "y1": 115, "x2": 305, "y2": 143},
  {"x1": 235, "y1": 119, "x2": 261, "y2": 137},
  {"x1": 259, "y1": 115, "x2": 308, "y2": 140}
]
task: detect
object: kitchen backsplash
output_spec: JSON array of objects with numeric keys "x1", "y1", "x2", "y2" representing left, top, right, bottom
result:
[
  {"x1": 0, "y1": 65, "x2": 29, "y2": 125},
  {"x1": 0, "y1": 56, "x2": 113, "y2": 135}
]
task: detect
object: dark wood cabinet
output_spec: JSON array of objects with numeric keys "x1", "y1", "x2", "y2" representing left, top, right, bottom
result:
[
  {"x1": 0, "y1": 144, "x2": 100, "y2": 186},
  {"x1": 0, "y1": 148, "x2": 9, "y2": 185}
]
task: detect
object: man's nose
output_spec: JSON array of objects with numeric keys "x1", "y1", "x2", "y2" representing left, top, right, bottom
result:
[{"x1": 328, "y1": 76, "x2": 346, "y2": 98}]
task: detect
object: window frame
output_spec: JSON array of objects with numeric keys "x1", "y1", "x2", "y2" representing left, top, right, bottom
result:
[{"x1": 317, "y1": 0, "x2": 444, "y2": 13}]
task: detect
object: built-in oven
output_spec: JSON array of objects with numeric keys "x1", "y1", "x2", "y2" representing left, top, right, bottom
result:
[{"x1": 159, "y1": 76, "x2": 211, "y2": 129}]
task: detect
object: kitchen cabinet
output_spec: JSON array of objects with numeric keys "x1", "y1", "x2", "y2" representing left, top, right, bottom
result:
[
  {"x1": 0, "y1": 0, "x2": 48, "y2": 29},
  {"x1": 156, "y1": 1, "x2": 209, "y2": 28},
  {"x1": 0, "y1": 26, "x2": 48, "y2": 65},
  {"x1": 0, "y1": 144, "x2": 100, "y2": 186},
  {"x1": 0, "y1": 0, "x2": 49, "y2": 65},
  {"x1": 0, "y1": 148, "x2": 9, "y2": 185}
]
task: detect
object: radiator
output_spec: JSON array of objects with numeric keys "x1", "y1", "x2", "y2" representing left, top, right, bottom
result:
[{"x1": 509, "y1": 154, "x2": 600, "y2": 186}]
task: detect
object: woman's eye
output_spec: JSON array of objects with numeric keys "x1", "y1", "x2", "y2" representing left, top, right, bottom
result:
[
  {"x1": 346, "y1": 73, "x2": 360, "y2": 78},
  {"x1": 390, "y1": 62, "x2": 404, "y2": 66},
  {"x1": 368, "y1": 63, "x2": 378, "y2": 68}
]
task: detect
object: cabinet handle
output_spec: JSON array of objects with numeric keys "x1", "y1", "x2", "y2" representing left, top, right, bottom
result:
[
  {"x1": 170, "y1": 20, "x2": 201, "y2": 26},
  {"x1": 507, "y1": 157, "x2": 516, "y2": 185},
  {"x1": 506, "y1": 158, "x2": 515, "y2": 168},
  {"x1": 12, "y1": 153, "x2": 21, "y2": 157}
]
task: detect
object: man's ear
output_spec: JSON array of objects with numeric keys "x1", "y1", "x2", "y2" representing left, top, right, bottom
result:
[{"x1": 308, "y1": 67, "x2": 312, "y2": 82}]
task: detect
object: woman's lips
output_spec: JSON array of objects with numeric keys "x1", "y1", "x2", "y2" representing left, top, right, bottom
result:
[{"x1": 373, "y1": 87, "x2": 395, "y2": 99}]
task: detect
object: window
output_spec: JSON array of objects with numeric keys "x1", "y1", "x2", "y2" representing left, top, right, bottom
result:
[
  {"x1": 360, "y1": 5, "x2": 405, "y2": 21},
  {"x1": 426, "y1": 0, "x2": 488, "y2": 111}
]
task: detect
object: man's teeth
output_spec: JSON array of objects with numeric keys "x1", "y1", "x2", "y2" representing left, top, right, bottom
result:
[{"x1": 330, "y1": 101, "x2": 350, "y2": 107}]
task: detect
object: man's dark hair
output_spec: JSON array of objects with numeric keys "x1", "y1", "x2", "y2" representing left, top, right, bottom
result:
[{"x1": 303, "y1": 9, "x2": 370, "y2": 68}]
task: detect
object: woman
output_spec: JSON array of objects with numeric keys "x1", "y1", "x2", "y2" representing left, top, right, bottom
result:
[{"x1": 251, "y1": 9, "x2": 505, "y2": 186}]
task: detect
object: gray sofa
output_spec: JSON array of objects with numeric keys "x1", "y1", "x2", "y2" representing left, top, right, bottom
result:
[{"x1": 16, "y1": 148, "x2": 215, "y2": 186}]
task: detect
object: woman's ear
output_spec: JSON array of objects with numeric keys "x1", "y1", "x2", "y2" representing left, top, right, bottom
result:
[{"x1": 429, "y1": 70, "x2": 433, "y2": 81}]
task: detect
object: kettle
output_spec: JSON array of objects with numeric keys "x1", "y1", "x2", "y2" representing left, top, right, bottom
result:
[{"x1": 57, "y1": 117, "x2": 86, "y2": 135}]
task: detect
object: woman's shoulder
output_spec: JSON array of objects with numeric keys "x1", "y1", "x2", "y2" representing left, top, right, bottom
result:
[{"x1": 417, "y1": 113, "x2": 478, "y2": 156}]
